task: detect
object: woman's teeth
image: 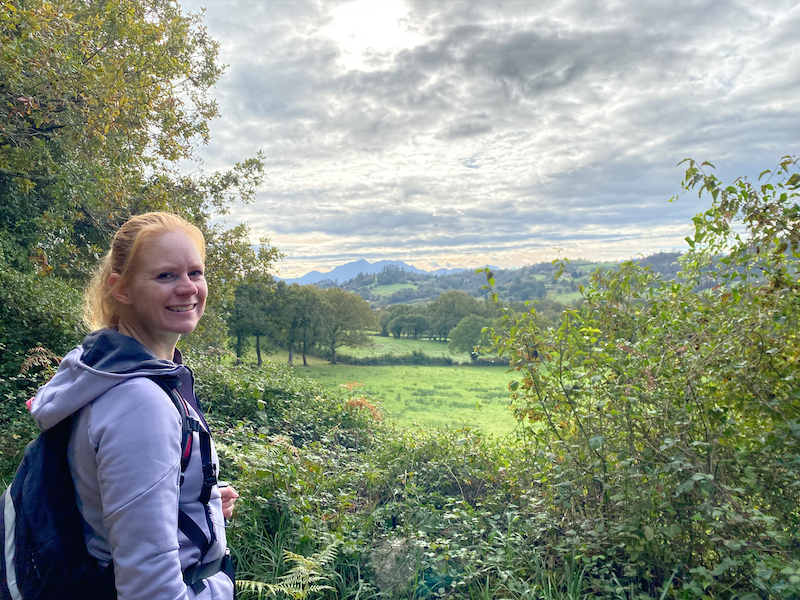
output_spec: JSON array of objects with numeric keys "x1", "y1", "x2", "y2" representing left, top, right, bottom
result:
[{"x1": 167, "y1": 305, "x2": 194, "y2": 312}]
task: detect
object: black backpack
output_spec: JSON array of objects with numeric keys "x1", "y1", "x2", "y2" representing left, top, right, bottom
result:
[{"x1": 0, "y1": 377, "x2": 222, "y2": 600}]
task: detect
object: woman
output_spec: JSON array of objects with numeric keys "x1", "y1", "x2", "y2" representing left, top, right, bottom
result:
[{"x1": 30, "y1": 212, "x2": 238, "y2": 599}]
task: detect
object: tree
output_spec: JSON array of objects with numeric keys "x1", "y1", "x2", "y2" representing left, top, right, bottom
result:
[
  {"x1": 228, "y1": 282, "x2": 279, "y2": 366},
  {"x1": 317, "y1": 288, "x2": 377, "y2": 364},
  {"x1": 384, "y1": 305, "x2": 415, "y2": 338},
  {"x1": 447, "y1": 314, "x2": 491, "y2": 360},
  {"x1": 0, "y1": 0, "x2": 281, "y2": 369},
  {"x1": 376, "y1": 264, "x2": 405, "y2": 285},
  {"x1": 377, "y1": 309, "x2": 393, "y2": 337},
  {"x1": 277, "y1": 283, "x2": 322, "y2": 366},
  {"x1": 426, "y1": 290, "x2": 484, "y2": 340},
  {"x1": 387, "y1": 309, "x2": 429, "y2": 339}
]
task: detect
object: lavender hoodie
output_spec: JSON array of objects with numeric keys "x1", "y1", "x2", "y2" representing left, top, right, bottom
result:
[{"x1": 30, "y1": 330, "x2": 233, "y2": 600}]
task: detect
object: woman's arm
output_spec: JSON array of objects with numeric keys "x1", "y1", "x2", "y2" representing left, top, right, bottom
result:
[{"x1": 89, "y1": 377, "x2": 189, "y2": 600}]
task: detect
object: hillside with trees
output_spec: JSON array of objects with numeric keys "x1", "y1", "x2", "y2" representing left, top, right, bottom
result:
[
  {"x1": 328, "y1": 253, "x2": 682, "y2": 306},
  {"x1": 1, "y1": 2, "x2": 799, "y2": 599}
]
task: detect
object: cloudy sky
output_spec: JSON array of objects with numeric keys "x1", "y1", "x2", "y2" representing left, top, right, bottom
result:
[{"x1": 178, "y1": 0, "x2": 800, "y2": 278}]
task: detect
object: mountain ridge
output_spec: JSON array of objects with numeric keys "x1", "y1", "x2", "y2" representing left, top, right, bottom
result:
[{"x1": 280, "y1": 259, "x2": 470, "y2": 285}]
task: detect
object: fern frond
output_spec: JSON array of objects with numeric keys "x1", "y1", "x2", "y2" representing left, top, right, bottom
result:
[{"x1": 240, "y1": 540, "x2": 341, "y2": 600}]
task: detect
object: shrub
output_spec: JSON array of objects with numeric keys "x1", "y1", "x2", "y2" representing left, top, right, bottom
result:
[{"x1": 484, "y1": 157, "x2": 800, "y2": 598}]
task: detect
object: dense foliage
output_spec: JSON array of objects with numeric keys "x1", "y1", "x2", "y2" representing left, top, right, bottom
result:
[{"x1": 484, "y1": 157, "x2": 800, "y2": 598}]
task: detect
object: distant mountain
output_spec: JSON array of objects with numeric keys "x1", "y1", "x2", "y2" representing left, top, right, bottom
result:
[{"x1": 282, "y1": 259, "x2": 468, "y2": 285}]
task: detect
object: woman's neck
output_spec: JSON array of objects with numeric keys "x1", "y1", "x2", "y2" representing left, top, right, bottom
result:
[{"x1": 117, "y1": 321, "x2": 179, "y2": 361}]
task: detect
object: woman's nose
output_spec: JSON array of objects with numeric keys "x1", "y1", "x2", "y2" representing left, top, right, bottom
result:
[{"x1": 175, "y1": 274, "x2": 199, "y2": 295}]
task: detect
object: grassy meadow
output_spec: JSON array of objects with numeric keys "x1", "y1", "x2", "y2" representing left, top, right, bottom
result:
[
  {"x1": 244, "y1": 335, "x2": 520, "y2": 436},
  {"x1": 367, "y1": 282, "x2": 419, "y2": 296},
  {"x1": 340, "y1": 334, "x2": 472, "y2": 361},
  {"x1": 551, "y1": 290, "x2": 583, "y2": 303},
  {"x1": 294, "y1": 364, "x2": 520, "y2": 436}
]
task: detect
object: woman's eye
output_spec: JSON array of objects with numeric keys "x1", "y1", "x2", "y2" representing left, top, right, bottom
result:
[
  {"x1": 157, "y1": 272, "x2": 175, "y2": 280},
  {"x1": 190, "y1": 270, "x2": 204, "y2": 279}
]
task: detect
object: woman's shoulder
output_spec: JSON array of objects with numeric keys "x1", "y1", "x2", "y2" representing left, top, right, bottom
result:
[
  {"x1": 100, "y1": 375, "x2": 173, "y2": 403},
  {"x1": 89, "y1": 377, "x2": 182, "y2": 441}
]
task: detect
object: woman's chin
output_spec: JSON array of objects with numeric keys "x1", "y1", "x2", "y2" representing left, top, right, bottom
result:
[{"x1": 164, "y1": 310, "x2": 204, "y2": 334}]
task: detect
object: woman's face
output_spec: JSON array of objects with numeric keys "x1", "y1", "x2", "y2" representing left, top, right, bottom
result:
[{"x1": 113, "y1": 230, "x2": 208, "y2": 345}]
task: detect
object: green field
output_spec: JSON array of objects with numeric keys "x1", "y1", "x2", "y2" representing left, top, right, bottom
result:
[
  {"x1": 368, "y1": 282, "x2": 419, "y2": 297},
  {"x1": 243, "y1": 336, "x2": 517, "y2": 436},
  {"x1": 551, "y1": 290, "x2": 583, "y2": 303},
  {"x1": 341, "y1": 334, "x2": 471, "y2": 361},
  {"x1": 292, "y1": 364, "x2": 521, "y2": 436}
]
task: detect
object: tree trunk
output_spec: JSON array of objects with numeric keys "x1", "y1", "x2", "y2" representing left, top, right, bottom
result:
[
  {"x1": 287, "y1": 341, "x2": 294, "y2": 366},
  {"x1": 330, "y1": 341, "x2": 337, "y2": 365},
  {"x1": 256, "y1": 334, "x2": 262, "y2": 366},
  {"x1": 235, "y1": 333, "x2": 243, "y2": 359}
]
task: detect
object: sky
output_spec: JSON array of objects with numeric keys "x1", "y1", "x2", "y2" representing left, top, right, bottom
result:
[{"x1": 177, "y1": 0, "x2": 800, "y2": 279}]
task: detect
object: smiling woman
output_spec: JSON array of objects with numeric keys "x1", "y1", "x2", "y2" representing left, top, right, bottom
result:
[
  {"x1": 82, "y1": 217, "x2": 208, "y2": 364},
  {"x1": 23, "y1": 212, "x2": 239, "y2": 599}
]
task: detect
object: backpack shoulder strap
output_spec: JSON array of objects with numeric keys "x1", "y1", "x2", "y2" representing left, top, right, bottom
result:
[
  {"x1": 147, "y1": 376, "x2": 219, "y2": 586},
  {"x1": 148, "y1": 377, "x2": 199, "y2": 472}
]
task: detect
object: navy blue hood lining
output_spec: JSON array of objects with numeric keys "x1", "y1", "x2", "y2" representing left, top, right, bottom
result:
[{"x1": 80, "y1": 329, "x2": 179, "y2": 376}]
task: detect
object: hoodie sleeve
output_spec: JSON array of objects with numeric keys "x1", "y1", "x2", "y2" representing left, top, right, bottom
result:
[{"x1": 88, "y1": 377, "x2": 189, "y2": 600}]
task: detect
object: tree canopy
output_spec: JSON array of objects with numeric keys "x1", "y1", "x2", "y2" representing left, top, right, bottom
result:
[
  {"x1": 0, "y1": 0, "x2": 280, "y2": 370},
  {"x1": 317, "y1": 288, "x2": 377, "y2": 364}
]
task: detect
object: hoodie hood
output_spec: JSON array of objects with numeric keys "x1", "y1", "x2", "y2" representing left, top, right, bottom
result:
[{"x1": 32, "y1": 329, "x2": 186, "y2": 431}]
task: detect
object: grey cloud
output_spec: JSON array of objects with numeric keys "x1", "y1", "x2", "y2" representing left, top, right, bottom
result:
[
  {"x1": 180, "y1": 0, "x2": 800, "y2": 273},
  {"x1": 439, "y1": 114, "x2": 493, "y2": 139}
]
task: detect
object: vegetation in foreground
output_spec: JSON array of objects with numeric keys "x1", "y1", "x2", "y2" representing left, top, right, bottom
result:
[{"x1": 7, "y1": 159, "x2": 794, "y2": 600}]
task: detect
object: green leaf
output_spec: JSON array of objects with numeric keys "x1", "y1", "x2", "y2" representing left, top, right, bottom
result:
[
  {"x1": 588, "y1": 435, "x2": 605, "y2": 450},
  {"x1": 643, "y1": 525, "x2": 655, "y2": 542}
]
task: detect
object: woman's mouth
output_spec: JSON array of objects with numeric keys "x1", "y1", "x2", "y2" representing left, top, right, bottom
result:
[{"x1": 167, "y1": 304, "x2": 196, "y2": 312}]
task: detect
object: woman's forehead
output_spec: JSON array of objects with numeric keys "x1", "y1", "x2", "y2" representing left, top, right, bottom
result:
[{"x1": 136, "y1": 230, "x2": 205, "y2": 266}]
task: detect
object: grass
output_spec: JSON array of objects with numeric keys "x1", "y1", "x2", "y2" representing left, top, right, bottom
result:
[
  {"x1": 292, "y1": 364, "x2": 521, "y2": 437},
  {"x1": 238, "y1": 336, "x2": 518, "y2": 436},
  {"x1": 552, "y1": 290, "x2": 583, "y2": 303},
  {"x1": 368, "y1": 283, "x2": 419, "y2": 297},
  {"x1": 341, "y1": 334, "x2": 471, "y2": 361}
]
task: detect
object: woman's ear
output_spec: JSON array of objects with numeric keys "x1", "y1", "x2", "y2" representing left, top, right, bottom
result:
[{"x1": 108, "y1": 273, "x2": 133, "y2": 305}]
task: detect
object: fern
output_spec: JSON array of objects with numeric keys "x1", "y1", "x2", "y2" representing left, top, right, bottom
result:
[{"x1": 237, "y1": 540, "x2": 340, "y2": 600}]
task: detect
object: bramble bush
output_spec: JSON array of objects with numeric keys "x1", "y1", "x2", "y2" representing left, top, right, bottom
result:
[{"x1": 483, "y1": 156, "x2": 800, "y2": 598}]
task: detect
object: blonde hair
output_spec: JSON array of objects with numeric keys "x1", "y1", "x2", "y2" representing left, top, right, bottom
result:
[{"x1": 84, "y1": 212, "x2": 206, "y2": 331}]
